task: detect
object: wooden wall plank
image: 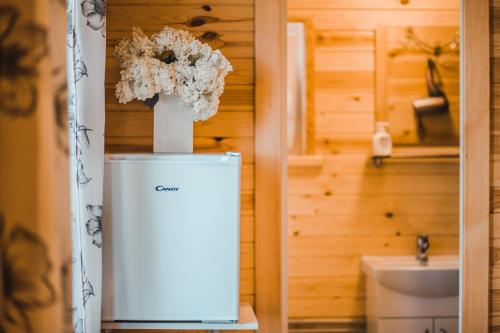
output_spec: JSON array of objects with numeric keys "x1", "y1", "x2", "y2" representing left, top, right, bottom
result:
[
  {"x1": 105, "y1": 85, "x2": 255, "y2": 112},
  {"x1": 105, "y1": 111, "x2": 254, "y2": 138},
  {"x1": 289, "y1": 276, "x2": 363, "y2": 298},
  {"x1": 463, "y1": 0, "x2": 490, "y2": 331},
  {"x1": 288, "y1": 9, "x2": 459, "y2": 30},
  {"x1": 315, "y1": 51, "x2": 374, "y2": 72},
  {"x1": 106, "y1": 58, "x2": 254, "y2": 85},
  {"x1": 107, "y1": 3, "x2": 254, "y2": 32},
  {"x1": 491, "y1": 0, "x2": 500, "y2": 332},
  {"x1": 289, "y1": 235, "x2": 458, "y2": 256},
  {"x1": 112, "y1": 0, "x2": 253, "y2": 4},
  {"x1": 314, "y1": 71, "x2": 374, "y2": 90},
  {"x1": 289, "y1": 175, "x2": 459, "y2": 195},
  {"x1": 289, "y1": 214, "x2": 459, "y2": 237},
  {"x1": 289, "y1": 298, "x2": 365, "y2": 318},
  {"x1": 315, "y1": 30, "x2": 374, "y2": 51},
  {"x1": 255, "y1": 0, "x2": 287, "y2": 332},
  {"x1": 315, "y1": 91, "x2": 374, "y2": 112},
  {"x1": 289, "y1": 0, "x2": 459, "y2": 10}
]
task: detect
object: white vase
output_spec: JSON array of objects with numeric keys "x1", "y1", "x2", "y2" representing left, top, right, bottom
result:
[{"x1": 153, "y1": 94, "x2": 193, "y2": 153}]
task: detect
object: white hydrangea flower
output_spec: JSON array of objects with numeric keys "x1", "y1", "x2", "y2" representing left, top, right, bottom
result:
[
  {"x1": 115, "y1": 26, "x2": 232, "y2": 121},
  {"x1": 116, "y1": 57, "x2": 175, "y2": 103}
]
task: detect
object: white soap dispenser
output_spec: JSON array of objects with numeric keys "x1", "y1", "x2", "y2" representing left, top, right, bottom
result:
[{"x1": 372, "y1": 122, "x2": 392, "y2": 157}]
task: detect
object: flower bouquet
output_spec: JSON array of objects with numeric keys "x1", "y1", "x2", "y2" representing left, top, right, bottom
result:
[{"x1": 115, "y1": 27, "x2": 233, "y2": 152}]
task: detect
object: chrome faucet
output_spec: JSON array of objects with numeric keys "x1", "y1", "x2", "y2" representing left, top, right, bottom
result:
[{"x1": 416, "y1": 234, "x2": 430, "y2": 265}]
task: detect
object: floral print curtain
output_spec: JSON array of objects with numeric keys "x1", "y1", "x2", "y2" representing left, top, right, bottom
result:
[
  {"x1": 0, "y1": 0, "x2": 71, "y2": 332},
  {"x1": 67, "y1": 0, "x2": 106, "y2": 333},
  {"x1": 0, "y1": 0, "x2": 106, "y2": 331}
]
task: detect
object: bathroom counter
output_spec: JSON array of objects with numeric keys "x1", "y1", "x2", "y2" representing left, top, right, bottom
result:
[{"x1": 101, "y1": 302, "x2": 258, "y2": 331}]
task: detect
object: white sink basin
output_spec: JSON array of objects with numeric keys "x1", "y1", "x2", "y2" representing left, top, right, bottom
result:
[{"x1": 361, "y1": 255, "x2": 459, "y2": 298}]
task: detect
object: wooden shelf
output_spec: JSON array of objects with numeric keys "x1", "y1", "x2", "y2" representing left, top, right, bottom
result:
[
  {"x1": 388, "y1": 146, "x2": 459, "y2": 159},
  {"x1": 372, "y1": 146, "x2": 459, "y2": 166},
  {"x1": 101, "y1": 303, "x2": 258, "y2": 331}
]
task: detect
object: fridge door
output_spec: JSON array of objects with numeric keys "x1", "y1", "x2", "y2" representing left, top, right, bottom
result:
[{"x1": 102, "y1": 153, "x2": 241, "y2": 322}]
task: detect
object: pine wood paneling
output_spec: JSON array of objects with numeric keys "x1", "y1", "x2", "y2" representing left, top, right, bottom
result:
[
  {"x1": 287, "y1": 0, "x2": 459, "y2": 322},
  {"x1": 492, "y1": 0, "x2": 500, "y2": 331},
  {"x1": 105, "y1": 0, "x2": 256, "y2": 314},
  {"x1": 288, "y1": 156, "x2": 459, "y2": 320}
]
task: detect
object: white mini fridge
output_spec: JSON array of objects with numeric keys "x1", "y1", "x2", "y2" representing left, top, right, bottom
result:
[{"x1": 102, "y1": 153, "x2": 241, "y2": 323}]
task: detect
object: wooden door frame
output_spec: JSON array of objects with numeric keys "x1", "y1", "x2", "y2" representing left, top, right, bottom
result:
[
  {"x1": 254, "y1": 0, "x2": 491, "y2": 332},
  {"x1": 254, "y1": 0, "x2": 287, "y2": 332},
  {"x1": 460, "y1": 0, "x2": 490, "y2": 332}
]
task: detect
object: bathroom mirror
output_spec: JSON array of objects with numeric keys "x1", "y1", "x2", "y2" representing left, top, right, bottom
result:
[{"x1": 375, "y1": 26, "x2": 460, "y2": 147}]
